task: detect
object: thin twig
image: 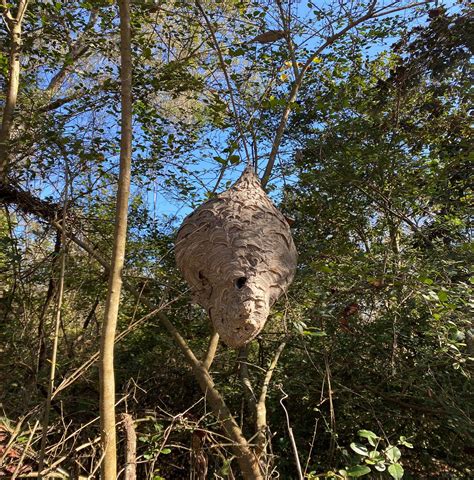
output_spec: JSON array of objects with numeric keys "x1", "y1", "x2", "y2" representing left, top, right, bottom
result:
[
  {"x1": 256, "y1": 339, "x2": 287, "y2": 457},
  {"x1": 276, "y1": 0, "x2": 299, "y2": 78},
  {"x1": 12, "y1": 420, "x2": 39, "y2": 480},
  {"x1": 278, "y1": 384, "x2": 303, "y2": 480},
  {"x1": 195, "y1": 0, "x2": 252, "y2": 165}
]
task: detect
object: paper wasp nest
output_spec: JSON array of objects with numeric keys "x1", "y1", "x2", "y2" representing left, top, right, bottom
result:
[{"x1": 175, "y1": 166, "x2": 297, "y2": 348}]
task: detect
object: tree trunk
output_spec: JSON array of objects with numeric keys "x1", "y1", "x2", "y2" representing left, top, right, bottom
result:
[
  {"x1": 121, "y1": 413, "x2": 137, "y2": 480},
  {"x1": 0, "y1": 1, "x2": 29, "y2": 180},
  {"x1": 99, "y1": 0, "x2": 133, "y2": 478}
]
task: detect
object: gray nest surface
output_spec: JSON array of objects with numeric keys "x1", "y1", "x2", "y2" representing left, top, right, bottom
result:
[{"x1": 175, "y1": 166, "x2": 297, "y2": 348}]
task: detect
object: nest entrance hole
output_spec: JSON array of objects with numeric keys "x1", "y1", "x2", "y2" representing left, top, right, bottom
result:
[{"x1": 235, "y1": 277, "x2": 247, "y2": 289}]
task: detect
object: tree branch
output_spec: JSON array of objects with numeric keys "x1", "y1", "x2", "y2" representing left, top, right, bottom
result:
[
  {"x1": 120, "y1": 413, "x2": 137, "y2": 480},
  {"x1": 238, "y1": 345, "x2": 258, "y2": 422},
  {"x1": 46, "y1": 10, "x2": 98, "y2": 95},
  {"x1": 260, "y1": 0, "x2": 432, "y2": 187},
  {"x1": 278, "y1": 384, "x2": 303, "y2": 480},
  {"x1": 352, "y1": 182, "x2": 421, "y2": 233},
  {"x1": 276, "y1": 0, "x2": 299, "y2": 78},
  {"x1": 202, "y1": 330, "x2": 220, "y2": 370},
  {"x1": 255, "y1": 339, "x2": 287, "y2": 456},
  {"x1": 38, "y1": 165, "x2": 69, "y2": 479},
  {"x1": 195, "y1": 0, "x2": 252, "y2": 166}
]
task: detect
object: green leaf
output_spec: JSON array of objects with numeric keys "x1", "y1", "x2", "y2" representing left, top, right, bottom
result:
[
  {"x1": 229, "y1": 47, "x2": 245, "y2": 57},
  {"x1": 437, "y1": 291, "x2": 448, "y2": 302},
  {"x1": 388, "y1": 463, "x2": 404, "y2": 479},
  {"x1": 399, "y1": 436, "x2": 413, "y2": 448},
  {"x1": 143, "y1": 46, "x2": 152, "y2": 60},
  {"x1": 358, "y1": 429, "x2": 378, "y2": 446},
  {"x1": 346, "y1": 465, "x2": 371, "y2": 477},
  {"x1": 220, "y1": 458, "x2": 232, "y2": 475},
  {"x1": 368, "y1": 451, "x2": 384, "y2": 462},
  {"x1": 228, "y1": 155, "x2": 240, "y2": 165},
  {"x1": 213, "y1": 156, "x2": 227, "y2": 165},
  {"x1": 385, "y1": 446, "x2": 401, "y2": 462},
  {"x1": 160, "y1": 448, "x2": 171, "y2": 455},
  {"x1": 350, "y1": 443, "x2": 369, "y2": 456},
  {"x1": 302, "y1": 329, "x2": 327, "y2": 337}
]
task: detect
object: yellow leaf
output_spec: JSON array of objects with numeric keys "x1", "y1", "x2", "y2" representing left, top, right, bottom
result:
[
  {"x1": 312, "y1": 56, "x2": 322, "y2": 64},
  {"x1": 280, "y1": 73, "x2": 288, "y2": 81}
]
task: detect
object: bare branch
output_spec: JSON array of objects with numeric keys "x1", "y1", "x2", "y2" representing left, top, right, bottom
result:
[
  {"x1": 202, "y1": 330, "x2": 220, "y2": 370},
  {"x1": 195, "y1": 0, "x2": 252, "y2": 166},
  {"x1": 276, "y1": 0, "x2": 299, "y2": 78},
  {"x1": 15, "y1": 0, "x2": 28, "y2": 23},
  {"x1": 352, "y1": 182, "x2": 421, "y2": 233},
  {"x1": 238, "y1": 345, "x2": 257, "y2": 420},
  {"x1": 38, "y1": 163, "x2": 69, "y2": 479},
  {"x1": 11, "y1": 420, "x2": 39, "y2": 480},
  {"x1": 1, "y1": 0, "x2": 14, "y2": 22},
  {"x1": 46, "y1": 10, "x2": 98, "y2": 94},
  {"x1": 278, "y1": 384, "x2": 303, "y2": 480},
  {"x1": 120, "y1": 413, "x2": 137, "y2": 480},
  {"x1": 255, "y1": 340, "x2": 287, "y2": 456}
]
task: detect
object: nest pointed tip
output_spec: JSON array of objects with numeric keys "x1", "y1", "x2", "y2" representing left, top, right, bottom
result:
[{"x1": 234, "y1": 164, "x2": 261, "y2": 188}]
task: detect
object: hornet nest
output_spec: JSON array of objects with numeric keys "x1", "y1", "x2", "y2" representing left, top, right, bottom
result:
[{"x1": 175, "y1": 166, "x2": 297, "y2": 347}]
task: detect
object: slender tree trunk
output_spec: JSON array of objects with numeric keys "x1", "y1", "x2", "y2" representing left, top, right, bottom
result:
[
  {"x1": 0, "y1": 1, "x2": 29, "y2": 180},
  {"x1": 37, "y1": 161, "x2": 69, "y2": 479},
  {"x1": 255, "y1": 340, "x2": 287, "y2": 459},
  {"x1": 99, "y1": 1, "x2": 133, "y2": 478},
  {"x1": 37, "y1": 232, "x2": 67, "y2": 478},
  {"x1": 35, "y1": 231, "x2": 61, "y2": 378},
  {"x1": 121, "y1": 413, "x2": 137, "y2": 480}
]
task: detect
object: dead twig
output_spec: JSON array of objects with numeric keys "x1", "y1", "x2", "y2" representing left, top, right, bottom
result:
[{"x1": 278, "y1": 384, "x2": 303, "y2": 480}]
